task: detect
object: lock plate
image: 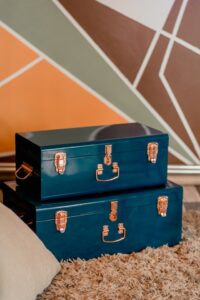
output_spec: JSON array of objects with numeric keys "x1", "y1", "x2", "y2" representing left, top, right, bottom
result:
[
  {"x1": 104, "y1": 144, "x2": 112, "y2": 166},
  {"x1": 147, "y1": 142, "x2": 158, "y2": 163},
  {"x1": 157, "y1": 196, "x2": 168, "y2": 217},
  {"x1": 109, "y1": 201, "x2": 118, "y2": 222},
  {"x1": 55, "y1": 210, "x2": 68, "y2": 233},
  {"x1": 54, "y1": 152, "x2": 67, "y2": 175}
]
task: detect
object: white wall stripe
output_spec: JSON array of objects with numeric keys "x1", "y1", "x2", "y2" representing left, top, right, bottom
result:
[
  {"x1": 0, "y1": 56, "x2": 43, "y2": 87},
  {"x1": 134, "y1": 89, "x2": 200, "y2": 164},
  {"x1": 159, "y1": 0, "x2": 189, "y2": 76},
  {"x1": 161, "y1": 30, "x2": 172, "y2": 39},
  {"x1": 160, "y1": 75, "x2": 200, "y2": 158},
  {"x1": 0, "y1": 18, "x2": 198, "y2": 165},
  {"x1": 161, "y1": 30, "x2": 200, "y2": 55},
  {"x1": 133, "y1": 28, "x2": 199, "y2": 89},
  {"x1": 0, "y1": 21, "x2": 46, "y2": 59},
  {"x1": 53, "y1": 0, "x2": 200, "y2": 165},
  {"x1": 168, "y1": 146, "x2": 193, "y2": 165},
  {"x1": 133, "y1": 31, "x2": 160, "y2": 88},
  {"x1": 158, "y1": 0, "x2": 200, "y2": 158}
]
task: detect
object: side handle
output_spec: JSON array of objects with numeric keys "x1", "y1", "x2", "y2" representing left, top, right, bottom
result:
[{"x1": 15, "y1": 162, "x2": 33, "y2": 180}]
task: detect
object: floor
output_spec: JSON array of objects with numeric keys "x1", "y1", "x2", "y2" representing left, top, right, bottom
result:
[{"x1": 183, "y1": 186, "x2": 200, "y2": 211}]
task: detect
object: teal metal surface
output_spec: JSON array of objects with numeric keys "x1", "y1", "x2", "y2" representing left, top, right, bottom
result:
[
  {"x1": 15, "y1": 123, "x2": 168, "y2": 200},
  {"x1": 3, "y1": 181, "x2": 182, "y2": 261}
]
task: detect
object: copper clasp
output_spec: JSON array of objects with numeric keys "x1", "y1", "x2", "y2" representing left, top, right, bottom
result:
[
  {"x1": 54, "y1": 152, "x2": 67, "y2": 175},
  {"x1": 55, "y1": 210, "x2": 68, "y2": 233},
  {"x1": 109, "y1": 201, "x2": 118, "y2": 222},
  {"x1": 104, "y1": 144, "x2": 112, "y2": 166},
  {"x1": 147, "y1": 142, "x2": 158, "y2": 163},
  {"x1": 157, "y1": 196, "x2": 168, "y2": 217}
]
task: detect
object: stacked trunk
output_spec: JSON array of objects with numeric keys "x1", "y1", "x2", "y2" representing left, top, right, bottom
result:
[{"x1": 2, "y1": 123, "x2": 182, "y2": 260}]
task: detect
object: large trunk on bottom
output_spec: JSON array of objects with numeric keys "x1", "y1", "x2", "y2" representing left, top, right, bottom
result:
[{"x1": 3, "y1": 181, "x2": 182, "y2": 261}]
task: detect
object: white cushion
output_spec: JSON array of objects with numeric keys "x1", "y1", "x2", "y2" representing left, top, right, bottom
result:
[{"x1": 0, "y1": 203, "x2": 60, "y2": 300}]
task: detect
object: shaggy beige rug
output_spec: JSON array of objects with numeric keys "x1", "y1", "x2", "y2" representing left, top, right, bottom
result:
[{"x1": 37, "y1": 211, "x2": 200, "y2": 300}]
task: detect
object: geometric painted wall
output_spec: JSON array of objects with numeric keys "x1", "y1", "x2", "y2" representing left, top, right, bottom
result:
[{"x1": 0, "y1": 0, "x2": 200, "y2": 166}]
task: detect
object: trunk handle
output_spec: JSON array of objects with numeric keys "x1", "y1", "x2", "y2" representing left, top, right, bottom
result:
[
  {"x1": 102, "y1": 223, "x2": 126, "y2": 243},
  {"x1": 96, "y1": 162, "x2": 120, "y2": 182},
  {"x1": 15, "y1": 162, "x2": 33, "y2": 180}
]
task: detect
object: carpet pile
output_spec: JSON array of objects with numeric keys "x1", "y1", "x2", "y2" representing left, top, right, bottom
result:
[{"x1": 37, "y1": 210, "x2": 200, "y2": 300}]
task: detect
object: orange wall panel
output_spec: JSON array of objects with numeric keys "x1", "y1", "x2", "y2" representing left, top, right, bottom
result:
[
  {"x1": 0, "y1": 27, "x2": 38, "y2": 81},
  {"x1": 0, "y1": 60, "x2": 126, "y2": 152}
]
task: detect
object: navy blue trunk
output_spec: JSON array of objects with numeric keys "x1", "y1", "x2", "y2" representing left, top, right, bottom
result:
[
  {"x1": 15, "y1": 123, "x2": 168, "y2": 200},
  {"x1": 3, "y1": 181, "x2": 182, "y2": 261}
]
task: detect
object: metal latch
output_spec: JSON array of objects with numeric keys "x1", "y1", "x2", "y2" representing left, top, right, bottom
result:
[
  {"x1": 147, "y1": 142, "x2": 158, "y2": 163},
  {"x1": 109, "y1": 201, "x2": 118, "y2": 222},
  {"x1": 54, "y1": 152, "x2": 67, "y2": 175},
  {"x1": 96, "y1": 144, "x2": 120, "y2": 182},
  {"x1": 104, "y1": 144, "x2": 112, "y2": 166},
  {"x1": 55, "y1": 210, "x2": 68, "y2": 233},
  {"x1": 157, "y1": 196, "x2": 168, "y2": 217}
]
